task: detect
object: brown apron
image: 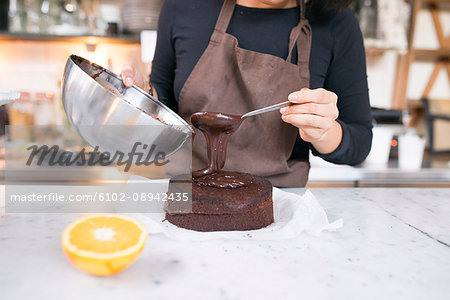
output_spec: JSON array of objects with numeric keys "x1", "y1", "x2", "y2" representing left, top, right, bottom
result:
[{"x1": 178, "y1": 0, "x2": 312, "y2": 187}]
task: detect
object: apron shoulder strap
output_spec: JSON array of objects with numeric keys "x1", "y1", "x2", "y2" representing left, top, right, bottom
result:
[
  {"x1": 211, "y1": 0, "x2": 311, "y2": 76},
  {"x1": 210, "y1": 0, "x2": 236, "y2": 45},
  {"x1": 286, "y1": 0, "x2": 308, "y2": 63},
  {"x1": 300, "y1": 0, "x2": 306, "y2": 18},
  {"x1": 296, "y1": 20, "x2": 312, "y2": 83}
]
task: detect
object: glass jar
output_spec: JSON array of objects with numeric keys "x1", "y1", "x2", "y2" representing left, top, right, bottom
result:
[
  {"x1": 7, "y1": 92, "x2": 34, "y2": 141},
  {"x1": 359, "y1": 0, "x2": 378, "y2": 39}
]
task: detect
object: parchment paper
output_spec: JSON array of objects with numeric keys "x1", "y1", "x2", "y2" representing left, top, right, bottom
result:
[{"x1": 128, "y1": 177, "x2": 343, "y2": 240}]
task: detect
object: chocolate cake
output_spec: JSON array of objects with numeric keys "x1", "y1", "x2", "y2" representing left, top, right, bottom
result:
[
  {"x1": 166, "y1": 172, "x2": 273, "y2": 232},
  {"x1": 165, "y1": 112, "x2": 274, "y2": 232}
]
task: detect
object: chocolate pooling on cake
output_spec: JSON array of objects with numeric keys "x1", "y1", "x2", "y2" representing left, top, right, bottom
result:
[
  {"x1": 190, "y1": 112, "x2": 248, "y2": 188},
  {"x1": 165, "y1": 111, "x2": 274, "y2": 231}
]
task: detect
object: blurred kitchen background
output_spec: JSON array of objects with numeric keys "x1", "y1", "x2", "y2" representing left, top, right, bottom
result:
[{"x1": 0, "y1": 0, "x2": 449, "y2": 187}]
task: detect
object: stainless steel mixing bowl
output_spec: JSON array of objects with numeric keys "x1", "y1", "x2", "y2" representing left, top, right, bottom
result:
[{"x1": 62, "y1": 55, "x2": 193, "y2": 160}]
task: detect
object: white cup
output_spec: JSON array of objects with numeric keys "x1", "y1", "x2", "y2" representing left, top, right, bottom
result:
[
  {"x1": 364, "y1": 127, "x2": 394, "y2": 167},
  {"x1": 398, "y1": 132, "x2": 425, "y2": 170}
]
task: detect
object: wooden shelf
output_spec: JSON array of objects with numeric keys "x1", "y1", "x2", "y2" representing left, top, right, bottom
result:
[
  {"x1": 392, "y1": 0, "x2": 450, "y2": 110},
  {"x1": 421, "y1": 0, "x2": 450, "y2": 4},
  {"x1": 365, "y1": 46, "x2": 400, "y2": 56},
  {"x1": 413, "y1": 49, "x2": 450, "y2": 61},
  {"x1": 407, "y1": 99, "x2": 425, "y2": 110},
  {"x1": 0, "y1": 32, "x2": 140, "y2": 44}
]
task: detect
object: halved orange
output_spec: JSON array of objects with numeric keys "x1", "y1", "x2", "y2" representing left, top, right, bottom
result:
[{"x1": 62, "y1": 214, "x2": 147, "y2": 276}]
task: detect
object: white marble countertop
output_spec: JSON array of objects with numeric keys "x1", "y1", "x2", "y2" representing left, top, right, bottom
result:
[
  {"x1": 308, "y1": 166, "x2": 450, "y2": 184},
  {"x1": 1, "y1": 188, "x2": 449, "y2": 300}
]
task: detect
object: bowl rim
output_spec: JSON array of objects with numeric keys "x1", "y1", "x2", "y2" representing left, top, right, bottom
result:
[{"x1": 67, "y1": 54, "x2": 193, "y2": 134}]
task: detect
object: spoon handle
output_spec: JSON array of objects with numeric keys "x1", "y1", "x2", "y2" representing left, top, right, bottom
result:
[{"x1": 241, "y1": 101, "x2": 292, "y2": 119}]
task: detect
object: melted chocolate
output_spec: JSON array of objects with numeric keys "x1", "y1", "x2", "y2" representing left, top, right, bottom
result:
[
  {"x1": 191, "y1": 112, "x2": 248, "y2": 188},
  {"x1": 194, "y1": 171, "x2": 248, "y2": 189},
  {"x1": 78, "y1": 55, "x2": 167, "y2": 126}
]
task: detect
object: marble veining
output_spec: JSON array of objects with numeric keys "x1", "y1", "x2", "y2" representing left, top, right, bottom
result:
[{"x1": 1, "y1": 188, "x2": 449, "y2": 300}]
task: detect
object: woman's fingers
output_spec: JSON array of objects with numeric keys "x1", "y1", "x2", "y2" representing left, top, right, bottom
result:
[
  {"x1": 281, "y1": 113, "x2": 334, "y2": 130},
  {"x1": 120, "y1": 63, "x2": 136, "y2": 87},
  {"x1": 281, "y1": 87, "x2": 340, "y2": 144},
  {"x1": 288, "y1": 88, "x2": 337, "y2": 105},
  {"x1": 280, "y1": 102, "x2": 338, "y2": 119},
  {"x1": 120, "y1": 63, "x2": 148, "y2": 90},
  {"x1": 282, "y1": 114, "x2": 334, "y2": 142}
]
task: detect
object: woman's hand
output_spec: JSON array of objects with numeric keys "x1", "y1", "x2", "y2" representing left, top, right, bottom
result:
[
  {"x1": 120, "y1": 63, "x2": 148, "y2": 90},
  {"x1": 280, "y1": 88, "x2": 343, "y2": 155}
]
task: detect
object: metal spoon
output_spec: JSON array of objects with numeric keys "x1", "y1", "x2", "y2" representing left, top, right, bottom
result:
[{"x1": 241, "y1": 100, "x2": 292, "y2": 119}]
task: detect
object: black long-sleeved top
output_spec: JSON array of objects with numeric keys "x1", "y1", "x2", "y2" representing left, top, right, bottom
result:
[{"x1": 150, "y1": 0, "x2": 373, "y2": 165}]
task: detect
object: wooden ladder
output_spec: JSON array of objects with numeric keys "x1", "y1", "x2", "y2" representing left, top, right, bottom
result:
[{"x1": 392, "y1": 0, "x2": 450, "y2": 116}]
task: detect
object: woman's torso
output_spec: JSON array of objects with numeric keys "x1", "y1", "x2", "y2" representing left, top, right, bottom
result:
[{"x1": 150, "y1": 0, "x2": 368, "y2": 161}]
